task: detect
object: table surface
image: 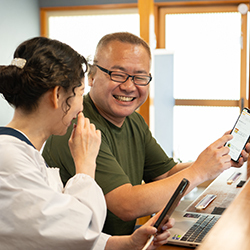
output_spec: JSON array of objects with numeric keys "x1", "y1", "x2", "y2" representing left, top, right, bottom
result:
[
  {"x1": 197, "y1": 165, "x2": 250, "y2": 250},
  {"x1": 157, "y1": 163, "x2": 249, "y2": 250}
]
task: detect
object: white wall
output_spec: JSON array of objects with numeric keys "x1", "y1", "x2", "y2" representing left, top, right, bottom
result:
[
  {"x1": 0, "y1": 0, "x2": 40, "y2": 125},
  {"x1": 153, "y1": 51, "x2": 174, "y2": 156}
]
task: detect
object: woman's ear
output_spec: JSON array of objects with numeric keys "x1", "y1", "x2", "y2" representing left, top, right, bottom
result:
[{"x1": 51, "y1": 86, "x2": 61, "y2": 109}]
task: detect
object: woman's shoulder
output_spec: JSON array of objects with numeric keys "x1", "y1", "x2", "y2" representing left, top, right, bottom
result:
[{"x1": 0, "y1": 135, "x2": 44, "y2": 173}]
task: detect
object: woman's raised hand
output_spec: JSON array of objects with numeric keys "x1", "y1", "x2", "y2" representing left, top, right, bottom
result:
[{"x1": 68, "y1": 112, "x2": 101, "y2": 178}]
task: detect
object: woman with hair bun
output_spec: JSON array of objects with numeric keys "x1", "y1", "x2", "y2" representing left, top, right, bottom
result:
[{"x1": 0, "y1": 37, "x2": 173, "y2": 250}]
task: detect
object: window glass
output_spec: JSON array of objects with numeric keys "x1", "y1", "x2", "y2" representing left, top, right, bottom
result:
[
  {"x1": 48, "y1": 9, "x2": 139, "y2": 93},
  {"x1": 173, "y1": 106, "x2": 240, "y2": 162},
  {"x1": 48, "y1": 9, "x2": 139, "y2": 59},
  {"x1": 165, "y1": 12, "x2": 241, "y2": 100}
]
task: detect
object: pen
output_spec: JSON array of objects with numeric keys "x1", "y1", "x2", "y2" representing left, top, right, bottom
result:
[{"x1": 142, "y1": 235, "x2": 154, "y2": 250}]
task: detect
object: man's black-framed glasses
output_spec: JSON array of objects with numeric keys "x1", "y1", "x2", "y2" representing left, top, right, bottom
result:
[{"x1": 95, "y1": 64, "x2": 152, "y2": 86}]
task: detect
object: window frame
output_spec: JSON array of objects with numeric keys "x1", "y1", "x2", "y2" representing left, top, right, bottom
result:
[
  {"x1": 39, "y1": 2, "x2": 155, "y2": 125},
  {"x1": 40, "y1": 3, "x2": 138, "y2": 38},
  {"x1": 156, "y1": 2, "x2": 249, "y2": 111}
]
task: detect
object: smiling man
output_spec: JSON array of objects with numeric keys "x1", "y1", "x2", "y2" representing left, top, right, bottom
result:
[
  {"x1": 89, "y1": 36, "x2": 151, "y2": 127},
  {"x1": 42, "y1": 32, "x2": 250, "y2": 236}
]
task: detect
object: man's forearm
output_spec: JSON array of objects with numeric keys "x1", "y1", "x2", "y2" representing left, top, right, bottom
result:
[{"x1": 167, "y1": 162, "x2": 193, "y2": 176}]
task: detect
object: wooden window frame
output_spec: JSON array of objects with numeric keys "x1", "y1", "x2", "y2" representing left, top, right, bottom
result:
[
  {"x1": 40, "y1": 1, "x2": 154, "y2": 125},
  {"x1": 40, "y1": 3, "x2": 138, "y2": 37},
  {"x1": 40, "y1": 1, "x2": 249, "y2": 123},
  {"x1": 155, "y1": 1, "x2": 249, "y2": 110}
]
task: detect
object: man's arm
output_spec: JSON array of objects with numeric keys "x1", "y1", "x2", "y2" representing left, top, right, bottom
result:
[
  {"x1": 153, "y1": 162, "x2": 193, "y2": 180},
  {"x1": 105, "y1": 134, "x2": 249, "y2": 221},
  {"x1": 105, "y1": 164, "x2": 202, "y2": 221}
]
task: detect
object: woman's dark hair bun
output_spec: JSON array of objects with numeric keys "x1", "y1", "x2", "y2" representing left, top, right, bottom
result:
[{"x1": 0, "y1": 37, "x2": 87, "y2": 113}]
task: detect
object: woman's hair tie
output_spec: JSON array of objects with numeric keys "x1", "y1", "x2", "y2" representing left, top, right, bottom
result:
[{"x1": 10, "y1": 58, "x2": 26, "y2": 69}]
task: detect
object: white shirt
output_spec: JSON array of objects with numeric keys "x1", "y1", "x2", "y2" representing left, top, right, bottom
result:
[{"x1": 0, "y1": 133, "x2": 110, "y2": 250}]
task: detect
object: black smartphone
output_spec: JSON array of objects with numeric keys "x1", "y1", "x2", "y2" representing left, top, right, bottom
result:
[
  {"x1": 225, "y1": 107, "x2": 250, "y2": 162},
  {"x1": 154, "y1": 178, "x2": 190, "y2": 233}
]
